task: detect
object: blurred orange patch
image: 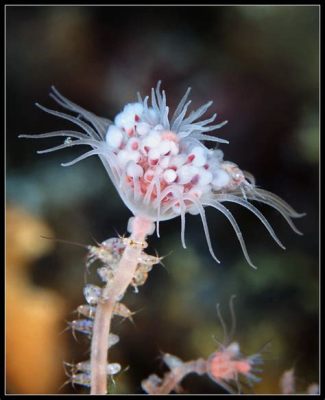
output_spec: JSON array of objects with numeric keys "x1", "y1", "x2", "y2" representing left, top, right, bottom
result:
[{"x1": 6, "y1": 206, "x2": 68, "y2": 394}]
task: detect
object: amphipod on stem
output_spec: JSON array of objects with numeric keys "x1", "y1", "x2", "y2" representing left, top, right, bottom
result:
[{"x1": 90, "y1": 216, "x2": 155, "y2": 394}]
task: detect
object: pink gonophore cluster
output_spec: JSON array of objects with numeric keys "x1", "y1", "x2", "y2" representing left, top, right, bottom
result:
[{"x1": 20, "y1": 82, "x2": 304, "y2": 267}]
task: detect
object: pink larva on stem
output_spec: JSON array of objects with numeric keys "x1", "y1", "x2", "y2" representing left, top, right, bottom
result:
[{"x1": 19, "y1": 82, "x2": 304, "y2": 268}]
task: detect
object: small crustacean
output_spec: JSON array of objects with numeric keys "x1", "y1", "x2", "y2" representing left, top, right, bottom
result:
[
  {"x1": 206, "y1": 295, "x2": 263, "y2": 393},
  {"x1": 62, "y1": 361, "x2": 121, "y2": 390},
  {"x1": 76, "y1": 302, "x2": 134, "y2": 323},
  {"x1": 68, "y1": 319, "x2": 94, "y2": 339},
  {"x1": 86, "y1": 237, "x2": 125, "y2": 269},
  {"x1": 142, "y1": 296, "x2": 264, "y2": 395},
  {"x1": 64, "y1": 317, "x2": 119, "y2": 346},
  {"x1": 83, "y1": 284, "x2": 102, "y2": 305},
  {"x1": 137, "y1": 251, "x2": 163, "y2": 267},
  {"x1": 63, "y1": 371, "x2": 91, "y2": 389},
  {"x1": 131, "y1": 264, "x2": 150, "y2": 291},
  {"x1": 130, "y1": 250, "x2": 163, "y2": 292},
  {"x1": 107, "y1": 333, "x2": 120, "y2": 349},
  {"x1": 113, "y1": 302, "x2": 135, "y2": 323},
  {"x1": 76, "y1": 304, "x2": 96, "y2": 319},
  {"x1": 207, "y1": 342, "x2": 263, "y2": 393},
  {"x1": 65, "y1": 360, "x2": 121, "y2": 376}
]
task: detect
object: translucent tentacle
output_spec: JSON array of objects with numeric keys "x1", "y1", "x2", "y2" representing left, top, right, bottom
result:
[
  {"x1": 156, "y1": 187, "x2": 187, "y2": 245},
  {"x1": 36, "y1": 139, "x2": 101, "y2": 154},
  {"x1": 170, "y1": 87, "x2": 191, "y2": 126},
  {"x1": 50, "y1": 86, "x2": 110, "y2": 138},
  {"x1": 187, "y1": 121, "x2": 229, "y2": 133},
  {"x1": 155, "y1": 185, "x2": 181, "y2": 215},
  {"x1": 143, "y1": 178, "x2": 156, "y2": 204},
  {"x1": 192, "y1": 113, "x2": 217, "y2": 128},
  {"x1": 143, "y1": 174, "x2": 160, "y2": 205},
  {"x1": 156, "y1": 185, "x2": 182, "y2": 207},
  {"x1": 142, "y1": 95, "x2": 157, "y2": 126},
  {"x1": 215, "y1": 194, "x2": 286, "y2": 249},
  {"x1": 216, "y1": 302, "x2": 228, "y2": 345},
  {"x1": 181, "y1": 101, "x2": 213, "y2": 126},
  {"x1": 190, "y1": 132, "x2": 229, "y2": 144},
  {"x1": 35, "y1": 103, "x2": 101, "y2": 141},
  {"x1": 137, "y1": 92, "x2": 143, "y2": 103},
  {"x1": 61, "y1": 149, "x2": 103, "y2": 167},
  {"x1": 19, "y1": 130, "x2": 88, "y2": 141},
  {"x1": 155, "y1": 82, "x2": 163, "y2": 109},
  {"x1": 160, "y1": 192, "x2": 187, "y2": 248},
  {"x1": 172, "y1": 100, "x2": 192, "y2": 132},
  {"x1": 246, "y1": 195, "x2": 304, "y2": 235},
  {"x1": 183, "y1": 195, "x2": 221, "y2": 263},
  {"x1": 162, "y1": 103, "x2": 170, "y2": 130},
  {"x1": 252, "y1": 188, "x2": 305, "y2": 218},
  {"x1": 143, "y1": 95, "x2": 150, "y2": 112},
  {"x1": 151, "y1": 86, "x2": 159, "y2": 114},
  {"x1": 228, "y1": 294, "x2": 237, "y2": 344},
  {"x1": 204, "y1": 200, "x2": 257, "y2": 269}
]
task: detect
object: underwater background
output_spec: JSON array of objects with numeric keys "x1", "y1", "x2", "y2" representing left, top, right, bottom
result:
[{"x1": 6, "y1": 5, "x2": 319, "y2": 394}]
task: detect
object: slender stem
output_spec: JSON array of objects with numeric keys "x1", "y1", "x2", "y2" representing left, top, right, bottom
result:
[
  {"x1": 142, "y1": 359, "x2": 207, "y2": 394},
  {"x1": 90, "y1": 216, "x2": 154, "y2": 395}
]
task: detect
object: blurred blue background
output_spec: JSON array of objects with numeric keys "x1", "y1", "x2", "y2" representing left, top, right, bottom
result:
[{"x1": 6, "y1": 5, "x2": 319, "y2": 394}]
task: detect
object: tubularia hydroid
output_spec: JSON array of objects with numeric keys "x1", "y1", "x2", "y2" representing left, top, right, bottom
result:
[
  {"x1": 20, "y1": 81, "x2": 304, "y2": 269},
  {"x1": 19, "y1": 81, "x2": 304, "y2": 394}
]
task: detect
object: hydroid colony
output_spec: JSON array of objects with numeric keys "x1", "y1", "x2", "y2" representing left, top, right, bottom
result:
[{"x1": 20, "y1": 82, "x2": 303, "y2": 394}]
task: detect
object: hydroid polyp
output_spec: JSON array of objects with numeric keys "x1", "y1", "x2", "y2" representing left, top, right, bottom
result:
[{"x1": 20, "y1": 81, "x2": 304, "y2": 268}]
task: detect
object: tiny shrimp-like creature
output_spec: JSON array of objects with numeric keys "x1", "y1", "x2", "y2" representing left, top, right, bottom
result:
[
  {"x1": 19, "y1": 82, "x2": 304, "y2": 267},
  {"x1": 206, "y1": 295, "x2": 263, "y2": 394},
  {"x1": 142, "y1": 296, "x2": 264, "y2": 395}
]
